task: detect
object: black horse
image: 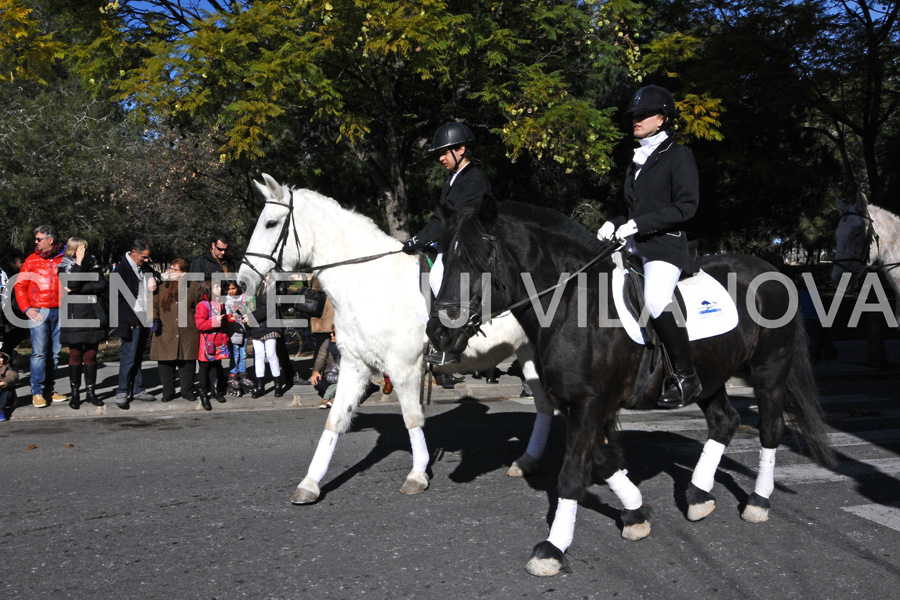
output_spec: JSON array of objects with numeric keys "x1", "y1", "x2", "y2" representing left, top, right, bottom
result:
[{"x1": 426, "y1": 198, "x2": 836, "y2": 577}]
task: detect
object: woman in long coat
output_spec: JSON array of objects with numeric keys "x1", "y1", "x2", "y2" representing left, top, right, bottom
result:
[
  {"x1": 150, "y1": 259, "x2": 199, "y2": 403},
  {"x1": 59, "y1": 237, "x2": 108, "y2": 409}
]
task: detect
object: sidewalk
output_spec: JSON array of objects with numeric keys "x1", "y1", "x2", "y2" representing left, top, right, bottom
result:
[
  {"x1": 3, "y1": 355, "x2": 532, "y2": 421},
  {"x1": 5, "y1": 340, "x2": 895, "y2": 421}
]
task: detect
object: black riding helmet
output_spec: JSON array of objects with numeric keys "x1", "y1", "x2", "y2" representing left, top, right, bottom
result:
[
  {"x1": 426, "y1": 121, "x2": 476, "y2": 155},
  {"x1": 626, "y1": 85, "x2": 677, "y2": 132}
]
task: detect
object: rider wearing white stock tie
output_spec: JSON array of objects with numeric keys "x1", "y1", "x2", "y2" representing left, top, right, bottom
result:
[{"x1": 597, "y1": 84, "x2": 702, "y2": 409}]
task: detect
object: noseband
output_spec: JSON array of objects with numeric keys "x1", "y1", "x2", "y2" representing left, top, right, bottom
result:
[
  {"x1": 832, "y1": 210, "x2": 878, "y2": 272},
  {"x1": 241, "y1": 195, "x2": 303, "y2": 284}
]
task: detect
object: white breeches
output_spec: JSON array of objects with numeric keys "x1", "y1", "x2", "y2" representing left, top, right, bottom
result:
[
  {"x1": 429, "y1": 253, "x2": 444, "y2": 297},
  {"x1": 252, "y1": 338, "x2": 281, "y2": 378},
  {"x1": 643, "y1": 259, "x2": 682, "y2": 319}
]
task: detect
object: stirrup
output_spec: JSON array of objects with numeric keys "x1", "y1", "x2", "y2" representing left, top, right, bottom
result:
[
  {"x1": 658, "y1": 371, "x2": 702, "y2": 409},
  {"x1": 426, "y1": 351, "x2": 460, "y2": 366}
]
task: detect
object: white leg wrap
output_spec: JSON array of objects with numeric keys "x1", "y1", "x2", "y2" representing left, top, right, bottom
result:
[
  {"x1": 690, "y1": 439, "x2": 726, "y2": 493},
  {"x1": 307, "y1": 429, "x2": 339, "y2": 483},
  {"x1": 606, "y1": 470, "x2": 643, "y2": 511},
  {"x1": 525, "y1": 412, "x2": 552, "y2": 460},
  {"x1": 546, "y1": 498, "x2": 578, "y2": 552},
  {"x1": 753, "y1": 447, "x2": 777, "y2": 499},
  {"x1": 409, "y1": 426, "x2": 429, "y2": 473}
]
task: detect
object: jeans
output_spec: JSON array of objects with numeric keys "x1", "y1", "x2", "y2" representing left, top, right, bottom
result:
[
  {"x1": 28, "y1": 308, "x2": 61, "y2": 396},
  {"x1": 117, "y1": 326, "x2": 149, "y2": 396},
  {"x1": 229, "y1": 343, "x2": 247, "y2": 374}
]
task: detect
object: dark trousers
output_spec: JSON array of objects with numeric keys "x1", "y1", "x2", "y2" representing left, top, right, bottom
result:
[
  {"x1": 117, "y1": 327, "x2": 149, "y2": 396},
  {"x1": 158, "y1": 359, "x2": 196, "y2": 400}
]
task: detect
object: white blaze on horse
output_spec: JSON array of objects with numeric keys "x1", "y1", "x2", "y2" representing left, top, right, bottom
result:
[
  {"x1": 833, "y1": 192, "x2": 900, "y2": 324},
  {"x1": 236, "y1": 174, "x2": 556, "y2": 504}
]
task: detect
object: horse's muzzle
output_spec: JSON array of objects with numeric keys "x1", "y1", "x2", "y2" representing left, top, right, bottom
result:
[{"x1": 426, "y1": 317, "x2": 472, "y2": 355}]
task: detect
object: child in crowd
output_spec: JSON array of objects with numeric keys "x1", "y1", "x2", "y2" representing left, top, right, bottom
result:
[
  {"x1": 310, "y1": 326, "x2": 340, "y2": 409},
  {"x1": 248, "y1": 276, "x2": 284, "y2": 398},
  {"x1": 194, "y1": 281, "x2": 230, "y2": 411},
  {"x1": 0, "y1": 351, "x2": 18, "y2": 421},
  {"x1": 223, "y1": 280, "x2": 253, "y2": 396}
]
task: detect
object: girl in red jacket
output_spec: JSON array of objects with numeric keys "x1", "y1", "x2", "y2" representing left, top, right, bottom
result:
[{"x1": 194, "y1": 281, "x2": 230, "y2": 411}]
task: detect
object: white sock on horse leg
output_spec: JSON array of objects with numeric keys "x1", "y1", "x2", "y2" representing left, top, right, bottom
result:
[
  {"x1": 691, "y1": 439, "x2": 726, "y2": 493},
  {"x1": 525, "y1": 412, "x2": 552, "y2": 460},
  {"x1": 546, "y1": 498, "x2": 578, "y2": 552},
  {"x1": 754, "y1": 447, "x2": 777, "y2": 499},
  {"x1": 409, "y1": 426, "x2": 429, "y2": 473},
  {"x1": 307, "y1": 429, "x2": 339, "y2": 483},
  {"x1": 606, "y1": 470, "x2": 643, "y2": 510}
]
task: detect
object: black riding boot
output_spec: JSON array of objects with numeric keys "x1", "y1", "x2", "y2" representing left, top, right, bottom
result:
[
  {"x1": 651, "y1": 311, "x2": 702, "y2": 408},
  {"x1": 83, "y1": 363, "x2": 103, "y2": 406},
  {"x1": 69, "y1": 364, "x2": 83, "y2": 409},
  {"x1": 210, "y1": 370, "x2": 226, "y2": 403},
  {"x1": 274, "y1": 374, "x2": 285, "y2": 398}
]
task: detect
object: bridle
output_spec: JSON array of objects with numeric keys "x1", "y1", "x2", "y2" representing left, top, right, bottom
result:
[
  {"x1": 832, "y1": 210, "x2": 878, "y2": 274},
  {"x1": 240, "y1": 194, "x2": 302, "y2": 284},
  {"x1": 432, "y1": 237, "x2": 622, "y2": 342},
  {"x1": 240, "y1": 191, "x2": 404, "y2": 288}
]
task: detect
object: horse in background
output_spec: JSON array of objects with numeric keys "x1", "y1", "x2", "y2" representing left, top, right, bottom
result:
[
  {"x1": 236, "y1": 174, "x2": 557, "y2": 505},
  {"x1": 833, "y1": 191, "x2": 900, "y2": 322},
  {"x1": 427, "y1": 197, "x2": 836, "y2": 576}
]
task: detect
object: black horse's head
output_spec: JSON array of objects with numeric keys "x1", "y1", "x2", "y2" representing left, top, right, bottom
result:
[{"x1": 426, "y1": 197, "x2": 510, "y2": 355}]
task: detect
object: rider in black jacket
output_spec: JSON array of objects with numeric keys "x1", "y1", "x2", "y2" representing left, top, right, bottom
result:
[
  {"x1": 598, "y1": 85, "x2": 701, "y2": 409},
  {"x1": 402, "y1": 121, "x2": 492, "y2": 366}
]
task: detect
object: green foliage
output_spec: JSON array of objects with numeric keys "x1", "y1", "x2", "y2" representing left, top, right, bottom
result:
[{"x1": 0, "y1": 0, "x2": 65, "y2": 83}]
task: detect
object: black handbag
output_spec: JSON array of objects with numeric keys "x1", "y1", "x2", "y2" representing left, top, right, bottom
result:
[{"x1": 296, "y1": 289, "x2": 327, "y2": 319}]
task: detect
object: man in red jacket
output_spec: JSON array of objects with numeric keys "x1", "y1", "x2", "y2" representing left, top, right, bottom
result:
[{"x1": 14, "y1": 225, "x2": 66, "y2": 408}]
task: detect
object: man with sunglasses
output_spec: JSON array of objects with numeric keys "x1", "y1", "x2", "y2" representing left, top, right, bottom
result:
[
  {"x1": 14, "y1": 225, "x2": 67, "y2": 407},
  {"x1": 189, "y1": 233, "x2": 235, "y2": 282}
]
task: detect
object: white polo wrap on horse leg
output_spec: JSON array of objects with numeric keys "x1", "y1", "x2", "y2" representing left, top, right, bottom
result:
[
  {"x1": 691, "y1": 439, "x2": 726, "y2": 493},
  {"x1": 409, "y1": 426, "x2": 429, "y2": 473},
  {"x1": 307, "y1": 429, "x2": 339, "y2": 483},
  {"x1": 546, "y1": 498, "x2": 578, "y2": 552},
  {"x1": 754, "y1": 447, "x2": 777, "y2": 498},
  {"x1": 525, "y1": 412, "x2": 552, "y2": 460},
  {"x1": 606, "y1": 470, "x2": 643, "y2": 510}
]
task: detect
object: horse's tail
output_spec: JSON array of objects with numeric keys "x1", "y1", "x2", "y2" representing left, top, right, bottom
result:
[{"x1": 784, "y1": 317, "x2": 837, "y2": 468}]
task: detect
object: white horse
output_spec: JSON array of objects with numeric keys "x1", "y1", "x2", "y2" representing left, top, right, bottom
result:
[
  {"x1": 237, "y1": 174, "x2": 556, "y2": 504},
  {"x1": 833, "y1": 192, "x2": 900, "y2": 325}
]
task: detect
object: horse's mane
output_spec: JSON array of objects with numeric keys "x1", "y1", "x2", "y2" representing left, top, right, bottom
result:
[
  {"x1": 289, "y1": 187, "x2": 398, "y2": 254},
  {"x1": 446, "y1": 201, "x2": 604, "y2": 270}
]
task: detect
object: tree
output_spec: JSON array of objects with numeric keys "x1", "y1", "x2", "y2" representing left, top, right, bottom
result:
[{"x1": 66, "y1": 1, "x2": 653, "y2": 237}]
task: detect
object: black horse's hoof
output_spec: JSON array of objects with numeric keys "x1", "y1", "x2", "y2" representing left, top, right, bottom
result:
[
  {"x1": 525, "y1": 541, "x2": 570, "y2": 576},
  {"x1": 621, "y1": 505, "x2": 653, "y2": 540},
  {"x1": 686, "y1": 483, "x2": 717, "y2": 521}
]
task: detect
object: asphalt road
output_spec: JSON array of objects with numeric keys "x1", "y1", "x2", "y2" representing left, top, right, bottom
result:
[{"x1": 1, "y1": 343, "x2": 899, "y2": 599}]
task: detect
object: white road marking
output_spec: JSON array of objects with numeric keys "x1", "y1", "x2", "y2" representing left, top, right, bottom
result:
[{"x1": 841, "y1": 502, "x2": 900, "y2": 533}]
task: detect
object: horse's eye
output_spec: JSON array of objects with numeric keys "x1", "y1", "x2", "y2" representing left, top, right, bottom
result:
[{"x1": 265, "y1": 220, "x2": 278, "y2": 229}]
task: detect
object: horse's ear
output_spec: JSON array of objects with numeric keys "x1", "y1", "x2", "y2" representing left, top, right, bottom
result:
[
  {"x1": 855, "y1": 190, "x2": 869, "y2": 213},
  {"x1": 256, "y1": 173, "x2": 284, "y2": 201},
  {"x1": 479, "y1": 195, "x2": 498, "y2": 224}
]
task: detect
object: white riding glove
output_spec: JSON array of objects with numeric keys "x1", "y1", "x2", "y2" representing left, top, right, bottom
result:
[
  {"x1": 615, "y1": 219, "x2": 638, "y2": 242},
  {"x1": 597, "y1": 221, "x2": 616, "y2": 241}
]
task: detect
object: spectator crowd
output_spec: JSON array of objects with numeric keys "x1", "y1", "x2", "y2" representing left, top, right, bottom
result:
[{"x1": 0, "y1": 227, "x2": 336, "y2": 418}]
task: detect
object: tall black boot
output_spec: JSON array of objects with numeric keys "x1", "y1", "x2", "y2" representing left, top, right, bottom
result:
[
  {"x1": 198, "y1": 384, "x2": 212, "y2": 411},
  {"x1": 651, "y1": 310, "x2": 702, "y2": 408},
  {"x1": 210, "y1": 368, "x2": 226, "y2": 403},
  {"x1": 83, "y1": 363, "x2": 103, "y2": 406},
  {"x1": 69, "y1": 364, "x2": 83, "y2": 409},
  {"x1": 274, "y1": 374, "x2": 285, "y2": 398}
]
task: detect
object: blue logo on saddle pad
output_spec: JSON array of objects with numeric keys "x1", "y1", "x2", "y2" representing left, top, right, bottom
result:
[{"x1": 698, "y1": 299, "x2": 722, "y2": 317}]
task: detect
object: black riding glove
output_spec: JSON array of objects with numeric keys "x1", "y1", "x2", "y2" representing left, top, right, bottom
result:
[{"x1": 401, "y1": 236, "x2": 425, "y2": 255}]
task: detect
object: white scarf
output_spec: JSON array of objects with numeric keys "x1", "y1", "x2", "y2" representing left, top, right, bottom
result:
[{"x1": 632, "y1": 130, "x2": 669, "y2": 179}]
